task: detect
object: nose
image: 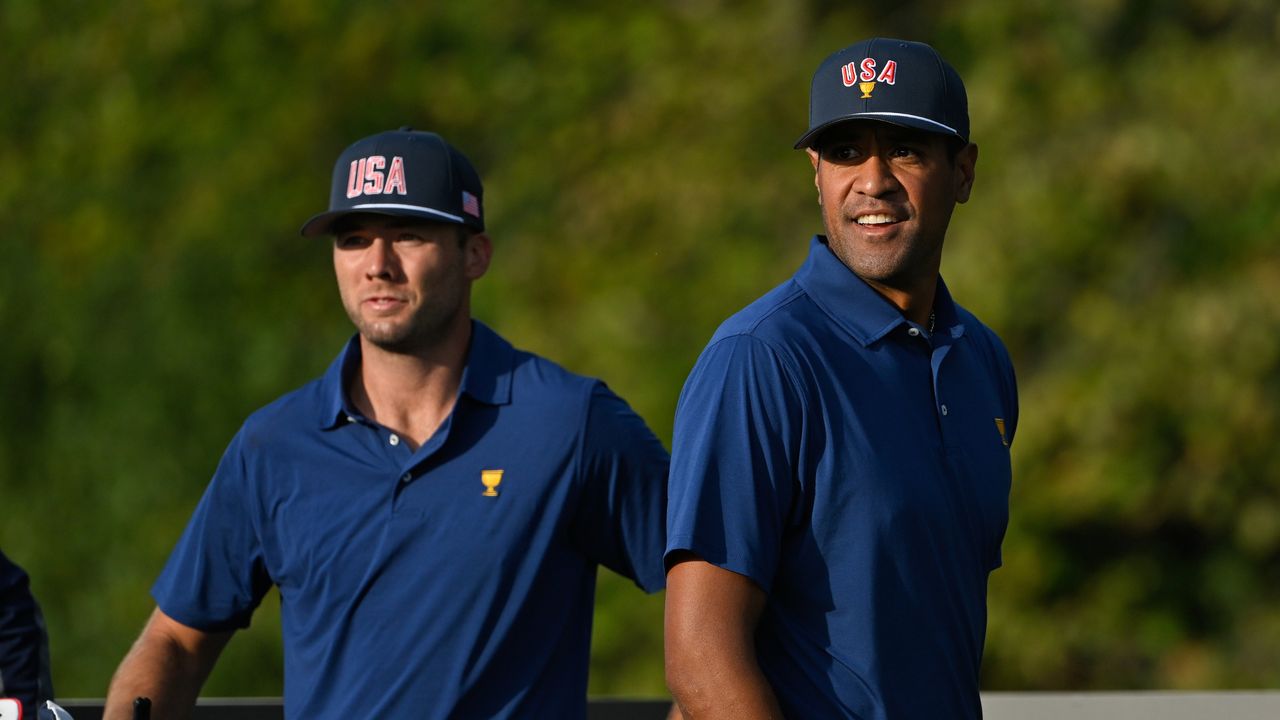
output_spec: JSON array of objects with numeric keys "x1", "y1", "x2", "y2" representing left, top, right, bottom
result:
[
  {"x1": 857, "y1": 154, "x2": 902, "y2": 198},
  {"x1": 365, "y1": 236, "x2": 398, "y2": 279}
]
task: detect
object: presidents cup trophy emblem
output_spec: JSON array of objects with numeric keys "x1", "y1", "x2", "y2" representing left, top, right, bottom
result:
[{"x1": 481, "y1": 469, "x2": 504, "y2": 497}]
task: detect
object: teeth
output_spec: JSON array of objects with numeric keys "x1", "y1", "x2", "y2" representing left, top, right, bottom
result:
[{"x1": 856, "y1": 214, "x2": 896, "y2": 225}]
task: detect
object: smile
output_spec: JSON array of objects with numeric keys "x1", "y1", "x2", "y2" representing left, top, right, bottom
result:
[{"x1": 855, "y1": 213, "x2": 898, "y2": 226}]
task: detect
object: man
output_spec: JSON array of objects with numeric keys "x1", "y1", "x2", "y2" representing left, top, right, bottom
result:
[
  {"x1": 665, "y1": 39, "x2": 1017, "y2": 719},
  {"x1": 1, "y1": 550, "x2": 54, "y2": 717},
  {"x1": 104, "y1": 128, "x2": 669, "y2": 719}
]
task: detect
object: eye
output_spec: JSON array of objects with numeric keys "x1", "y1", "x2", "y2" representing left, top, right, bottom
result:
[
  {"x1": 396, "y1": 232, "x2": 427, "y2": 245},
  {"x1": 335, "y1": 234, "x2": 370, "y2": 250},
  {"x1": 822, "y1": 144, "x2": 860, "y2": 162}
]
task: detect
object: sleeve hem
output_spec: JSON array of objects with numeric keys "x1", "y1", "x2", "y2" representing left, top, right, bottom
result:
[
  {"x1": 664, "y1": 535, "x2": 772, "y2": 594},
  {"x1": 151, "y1": 592, "x2": 254, "y2": 634}
]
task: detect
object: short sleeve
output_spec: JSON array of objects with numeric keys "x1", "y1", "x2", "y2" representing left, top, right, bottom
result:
[
  {"x1": 151, "y1": 429, "x2": 273, "y2": 631},
  {"x1": 0, "y1": 550, "x2": 53, "y2": 714},
  {"x1": 666, "y1": 334, "x2": 804, "y2": 593},
  {"x1": 570, "y1": 383, "x2": 670, "y2": 593}
]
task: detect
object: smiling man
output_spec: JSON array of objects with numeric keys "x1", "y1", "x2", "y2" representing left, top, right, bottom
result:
[
  {"x1": 665, "y1": 39, "x2": 1018, "y2": 719},
  {"x1": 104, "y1": 128, "x2": 669, "y2": 719}
]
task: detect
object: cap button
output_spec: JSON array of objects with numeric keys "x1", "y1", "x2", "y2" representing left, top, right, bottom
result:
[{"x1": 398, "y1": 125, "x2": 414, "y2": 132}]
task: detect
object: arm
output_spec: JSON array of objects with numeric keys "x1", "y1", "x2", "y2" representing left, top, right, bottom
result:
[
  {"x1": 0, "y1": 551, "x2": 54, "y2": 713},
  {"x1": 665, "y1": 552, "x2": 783, "y2": 720},
  {"x1": 103, "y1": 607, "x2": 232, "y2": 720},
  {"x1": 572, "y1": 383, "x2": 670, "y2": 592}
]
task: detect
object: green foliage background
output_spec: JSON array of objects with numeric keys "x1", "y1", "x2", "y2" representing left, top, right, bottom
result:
[{"x1": 3, "y1": 0, "x2": 1278, "y2": 699}]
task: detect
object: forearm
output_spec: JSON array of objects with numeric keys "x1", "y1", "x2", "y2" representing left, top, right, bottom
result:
[
  {"x1": 103, "y1": 610, "x2": 229, "y2": 720},
  {"x1": 666, "y1": 641, "x2": 783, "y2": 719},
  {"x1": 103, "y1": 634, "x2": 204, "y2": 720}
]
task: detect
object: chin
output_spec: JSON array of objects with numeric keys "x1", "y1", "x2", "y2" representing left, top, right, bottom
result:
[
  {"x1": 363, "y1": 318, "x2": 456, "y2": 354},
  {"x1": 365, "y1": 333, "x2": 429, "y2": 355},
  {"x1": 354, "y1": 320, "x2": 407, "y2": 346}
]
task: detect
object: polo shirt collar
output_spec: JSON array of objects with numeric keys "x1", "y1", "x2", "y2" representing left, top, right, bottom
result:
[
  {"x1": 318, "y1": 335, "x2": 362, "y2": 429},
  {"x1": 794, "y1": 235, "x2": 963, "y2": 346},
  {"x1": 458, "y1": 320, "x2": 514, "y2": 406},
  {"x1": 318, "y1": 320, "x2": 515, "y2": 429}
]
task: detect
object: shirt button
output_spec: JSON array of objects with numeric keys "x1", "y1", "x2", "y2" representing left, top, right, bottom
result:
[
  {"x1": 346, "y1": 415, "x2": 356, "y2": 423},
  {"x1": 389, "y1": 434, "x2": 400, "y2": 446},
  {"x1": 907, "y1": 327, "x2": 920, "y2": 337},
  {"x1": 400, "y1": 473, "x2": 412, "y2": 484},
  {"x1": 940, "y1": 404, "x2": 949, "y2": 416}
]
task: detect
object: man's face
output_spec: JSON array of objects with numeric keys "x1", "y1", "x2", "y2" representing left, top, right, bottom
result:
[
  {"x1": 807, "y1": 121, "x2": 976, "y2": 292},
  {"x1": 333, "y1": 217, "x2": 490, "y2": 354}
]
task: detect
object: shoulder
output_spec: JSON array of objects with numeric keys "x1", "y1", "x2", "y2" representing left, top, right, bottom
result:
[
  {"x1": 0, "y1": 550, "x2": 31, "y2": 596},
  {"x1": 509, "y1": 346, "x2": 600, "y2": 397},
  {"x1": 501, "y1": 346, "x2": 606, "y2": 431},
  {"x1": 708, "y1": 278, "x2": 811, "y2": 347},
  {"x1": 956, "y1": 303, "x2": 1015, "y2": 375},
  {"x1": 685, "y1": 279, "x2": 817, "y2": 390},
  {"x1": 501, "y1": 338, "x2": 664, "y2": 473},
  {"x1": 472, "y1": 320, "x2": 600, "y2": 404},
  {"x1": 678, "y1": 318, "x2": 814, "y2": 428},
  {"x1": 237, "y1": 375, "x2": 330, "y2": 445},
  {"x1": 486, "y1": 331, "x2": 616, "y2": 435},
  {"x1": 195, "y1": 372, "x2": 334, "y2": 477}
]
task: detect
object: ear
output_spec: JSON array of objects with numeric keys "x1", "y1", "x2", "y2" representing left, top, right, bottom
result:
[
  {"x1": 464, "y1": 232, "x2": 492, "y2": 280},
  {"x1": 954, "y1": 143, "x2": 978, "y2": 204},
  {"x1": 807, "y1": 148, "x2": 822, "y2": 203}
]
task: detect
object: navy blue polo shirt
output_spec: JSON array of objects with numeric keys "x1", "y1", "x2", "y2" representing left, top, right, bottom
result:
[
  {"x1": 153, "y1": 321, "x2": 669, "y2": 720},
  {"x1": 667, "y1": 236, "x2": 1017, "y2": 720},
  {"x1": 1, "y1": 550, "x2": 53, "y2": 715}
]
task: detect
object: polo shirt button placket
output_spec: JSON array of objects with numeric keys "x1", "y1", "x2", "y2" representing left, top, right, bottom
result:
[{"x1": 907, "y1": 326, "x2": 933, "y2": 349}]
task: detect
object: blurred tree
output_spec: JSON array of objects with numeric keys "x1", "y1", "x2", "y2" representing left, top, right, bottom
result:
[{"x1": 0, "y1": 0, "x2": 1277, "y2": 700}]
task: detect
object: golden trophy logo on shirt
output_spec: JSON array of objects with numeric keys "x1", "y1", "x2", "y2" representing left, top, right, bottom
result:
[{"x1": 481, "y1": 469, "x2": 504, "y2": 497}]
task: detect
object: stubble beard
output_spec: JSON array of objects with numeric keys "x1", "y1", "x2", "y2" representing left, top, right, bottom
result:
[
  {"x1": 824, "y1": 212, "x2": 943, "y2": 290},
  {"x1": 344, "y1": 292, "x2": 465, "y2": 356}
]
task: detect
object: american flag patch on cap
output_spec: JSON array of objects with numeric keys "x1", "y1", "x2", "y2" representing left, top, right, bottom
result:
[{"x1": 461, "y1": 190, "x2": 480, "y2": 217}]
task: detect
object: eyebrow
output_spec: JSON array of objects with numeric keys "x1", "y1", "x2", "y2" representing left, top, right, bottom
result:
[
  {"x1": 879, "y1": 127, "x2": 934, "y2": 143},
  {"x1": 333, "y1": 217, "x2": 439, "y2": 235}
]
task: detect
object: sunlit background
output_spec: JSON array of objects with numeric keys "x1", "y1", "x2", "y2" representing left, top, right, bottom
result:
[{"x1": 3, "y1": 0, "x2": 1278, "y2": 699}]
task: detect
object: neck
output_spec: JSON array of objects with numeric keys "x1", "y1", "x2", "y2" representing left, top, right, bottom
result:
[
  {"x1": 861, "y1": 274, "x2": 938, "y2": 327},
  {"x1": 350, "y1": 317, "x2": 472, "y2": 450}
]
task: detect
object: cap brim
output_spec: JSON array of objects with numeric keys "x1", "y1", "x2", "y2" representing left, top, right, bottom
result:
[
  {"x1": 299, "y1": 204, "x2": 474, "y2": 237},
  {"x1": 793, "y1": 112, "x2": 965, "y2": 149}
]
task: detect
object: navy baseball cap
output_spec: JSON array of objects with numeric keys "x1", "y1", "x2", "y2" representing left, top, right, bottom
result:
[
  {"x1": 795, "y1": 38, "x2": 969, "y2": 149},
  {"x1": 301, "y1": 127, "x2": 484, "y2": 236}
]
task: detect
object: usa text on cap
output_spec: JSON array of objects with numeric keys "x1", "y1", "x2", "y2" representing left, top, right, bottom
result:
[
  {"x1": 795, "y1": 37, "x2": 970, "y2": 149},
  {"x1": 301, "y1": 127, "x2": 485, "y2": 236}
]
